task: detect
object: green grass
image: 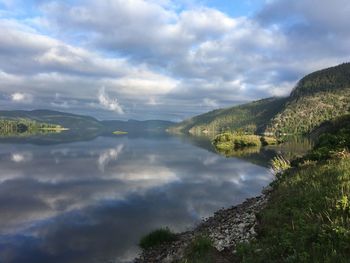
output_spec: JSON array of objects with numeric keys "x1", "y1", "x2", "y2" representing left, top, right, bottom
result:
[
  {"x1": 181, "y1": 236, "x2": 215, "y2": 263},
  {"x1": 139, "y1": 228, "x2": 177, "y2": 250},
  {"x1": 271, "y1": 155, "x2": 291, "y2": 175},
  {"x1": 112, "y1": 130, "x2": 128, "y2": 135},
  {"x1": 237, "y1": 156, "x2": 350, "y2": 263},
  {"x1": 236, "y1": 114, "x2": 350, "y2": 262}
]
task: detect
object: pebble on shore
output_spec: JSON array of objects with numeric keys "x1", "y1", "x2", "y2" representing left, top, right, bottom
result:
[{"x1": 135, "y1": 187, "x2": 272, "y2": 263}]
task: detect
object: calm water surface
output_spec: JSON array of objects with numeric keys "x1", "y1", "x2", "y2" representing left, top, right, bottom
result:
[{"x1": 0, "y1": 134, "x2": 274, "y2": 263}]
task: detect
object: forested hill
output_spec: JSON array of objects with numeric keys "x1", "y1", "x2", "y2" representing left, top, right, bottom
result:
[
  {"x1": 0, "y1": 110, "x2": 103, "y2": 130},
  {"x1": 168, "y1": 97, "x2": 287, "y2": 135},
  {"x1": 0, "y1": 110, "x2": 175, "y2": 133},
  {"x1": 268, "y1": 63, "x2": 350, "y2": 134},
  {"x1": 170, "y1": 62, "x2": 350, "y2": 135}
]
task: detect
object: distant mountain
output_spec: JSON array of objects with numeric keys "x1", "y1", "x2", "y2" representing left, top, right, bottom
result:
[
  {"x1": 170, "y1": 63, "x2": 350, "y2": 135},
  {"x1": 101, "y1": 119, "x2": 175, "y2": 133},
  {"x1": 0, "y1": 109, "x2": 103, "y2": 130},
  {"x1": 0, "y1": 109, "x2": 175, "y2": 133}
]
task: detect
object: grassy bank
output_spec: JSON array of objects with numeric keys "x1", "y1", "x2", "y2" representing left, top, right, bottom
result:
[
  {"x1": 237, "y1": 157, "x2": 350, "y2": 262},
  {"x1": 237, "y1": 116, "x2": 350, "y2": 262}
]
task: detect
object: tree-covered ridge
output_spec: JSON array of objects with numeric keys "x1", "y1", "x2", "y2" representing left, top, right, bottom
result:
[
  {"x1": 290, "y1": 62, "x2": 350, "y2": 99},
  {"x1": 170, "y1": 62, "x2": 350, "y2": 136},
  {"x1": 169, "y1": 97, "x2": 287, "y2": 135},
  {"x1": 268, "y1": 63, "x2": 350, "y2": 134},
  {"x1": 267, "y1": 89, "x2": 350, "y2": 134},
  {"x1": 0, "y1": 118, "x2": 63, "y2": 136}
]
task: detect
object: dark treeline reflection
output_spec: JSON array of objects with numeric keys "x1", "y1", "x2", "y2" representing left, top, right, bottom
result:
[{"x1": 0, "y1": 135, "x2": 272, "y2": 263}]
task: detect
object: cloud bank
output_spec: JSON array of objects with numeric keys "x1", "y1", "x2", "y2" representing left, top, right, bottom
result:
[{"x1": 0, "y1": 0, "x2": 349, "y2": 120}]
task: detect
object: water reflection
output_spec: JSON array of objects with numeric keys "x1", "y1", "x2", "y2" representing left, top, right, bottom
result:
[
  {"x1": 98, "y1": 144, "x2": 124, "y2": 172},
  {"x1": 0, "y1": 136, "x2": 273, "y2": 263}
]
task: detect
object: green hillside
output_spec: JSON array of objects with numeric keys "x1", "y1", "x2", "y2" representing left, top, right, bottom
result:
[
  {"x1": 267, "y1": 63, "x2": 350, "y2": 134},
  {"x1": 0, "y1": 110, "x2": 104, "y2": 130},
  {"x1": 170, "y1": 63, "x2": 350, "y2": 135},
  {"x1": 169, "y1": 97, "x2": 287, "y2": 135}
]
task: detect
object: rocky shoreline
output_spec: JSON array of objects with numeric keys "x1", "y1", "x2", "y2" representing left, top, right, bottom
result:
[{"x1": 135, "y1": 188, "x2": 272, "y2": 263}]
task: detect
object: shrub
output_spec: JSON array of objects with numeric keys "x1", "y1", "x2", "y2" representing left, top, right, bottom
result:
[
  {"x1": 233, "y1": 135, "x2": 261, "y2": 148},
  {"x1": 139, "y1": 228, "x2": 177, "y2": 250},
  {"x1": 182, "y1": 235, "x2": 214, "y2": 263},
  {"x1": 270, "y1": 155, "x2": 291, "y2": 175},
  {"x1": 212, "y1": 132, "x2": 262, "y2": 150}
]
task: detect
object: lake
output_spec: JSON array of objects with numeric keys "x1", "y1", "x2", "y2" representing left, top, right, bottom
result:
[{"x1": 0, "y1": 133, "x2": 278, "y2": 263}]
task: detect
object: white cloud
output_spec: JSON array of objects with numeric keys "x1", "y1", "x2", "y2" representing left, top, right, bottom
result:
[
  {"x1": 0, "y1": 0, "x2": 350, "y2": 119},
  {"x1": 98, "y1": 87, "x2": 124, "y2": 114},
  {"x1": 202, "y1": 98, "x2": 218, "y2": 108},
  {"x1": 147, "y1": 97, "x2": 162, "y2": 106},
  {"x1": 10, "y1": 92, "x2": 32, "y2": 103}
]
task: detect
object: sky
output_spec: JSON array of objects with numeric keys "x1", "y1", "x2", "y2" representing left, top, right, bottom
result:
[{"x1": 0, "y1": 0, "x2": 349, "y2": 121}]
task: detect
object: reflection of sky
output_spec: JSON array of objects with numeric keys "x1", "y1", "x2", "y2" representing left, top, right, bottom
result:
[{"x1": 0, "y1": 136, "x2": 273, "y2": 263}]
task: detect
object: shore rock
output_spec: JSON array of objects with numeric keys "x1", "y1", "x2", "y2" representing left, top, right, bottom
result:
[{"x1": 134, "y1": 192, "x2": 270, "y2": 263}]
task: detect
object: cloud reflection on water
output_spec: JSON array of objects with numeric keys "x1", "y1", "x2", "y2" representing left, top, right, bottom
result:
[{"x1": 0, "y1": 136, "x2": 273, "y2": 263}]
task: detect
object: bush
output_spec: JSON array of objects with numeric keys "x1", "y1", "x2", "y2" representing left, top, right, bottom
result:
[
  {"x1": 212, "y1": 133, "x2": 262, "y2": 150},
  {"x1": 233, "y1": 135, "x2": 261, "y2": 148},
  {"x1": 270, "y1": 155, "x2": 291, "y2": 175},
  {"x1": 139, "y1": 228, "x2": 177, "y2": 250},
  {"x1": 182, "y1": 235, "x2": 214, "y2": 263}
]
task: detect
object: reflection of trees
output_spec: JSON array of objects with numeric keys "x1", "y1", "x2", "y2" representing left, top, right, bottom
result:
[
  {"x1": 212, "y1": 136, "x2": 313, "y2": 168},
  {"x1": 268, "y1": 136, "x2": 313, "y2": 160},
  {"x1": 215, "y1": 146, "x2": 261, "y2": 158}
]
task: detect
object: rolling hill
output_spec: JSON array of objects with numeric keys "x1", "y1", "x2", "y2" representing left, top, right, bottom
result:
[
  {"x1": 0, "y1": 109, "x2": 103, "y2": 130},
  {"x1": 0, "y1": 110, "x2": 175, "y2": 134},
  {"x1": 170, "y1": 63, "x2": 350, "y2": 135}
]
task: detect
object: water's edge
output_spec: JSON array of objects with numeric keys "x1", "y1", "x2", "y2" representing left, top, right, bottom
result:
[{"x1": 135, "y1": 187, "x2": 272, "y2": 262}]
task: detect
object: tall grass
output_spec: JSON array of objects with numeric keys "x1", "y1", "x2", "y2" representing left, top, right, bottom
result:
[
  {"x1": 270, "y1": 155, "x2": 291, "y2": 175},
  {"x1": 237, "y1": 157, "x2": 350, "y2": 262}
]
